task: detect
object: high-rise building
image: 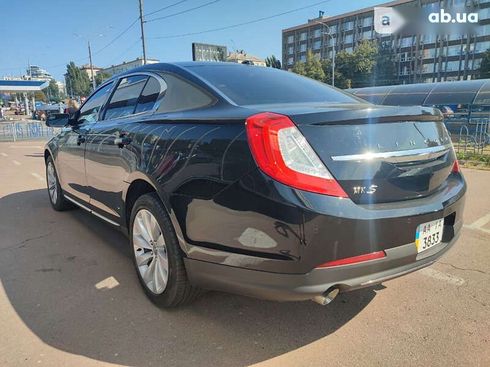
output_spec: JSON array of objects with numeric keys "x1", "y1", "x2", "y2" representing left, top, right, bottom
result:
[
  {"x1": 28, "y1": 65, "x2": 52, "y2": 81},
  {"x1": 282, "y1": 0, "x2": 490, "y2": 84}
]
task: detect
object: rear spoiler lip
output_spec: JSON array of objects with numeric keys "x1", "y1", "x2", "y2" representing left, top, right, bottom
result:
[
  {"x1": 287, "y1": 105, "x2": 444, "y2": 126},
  {"x1": 306, "y1": 113, "x2": 443, "y2": 126}
]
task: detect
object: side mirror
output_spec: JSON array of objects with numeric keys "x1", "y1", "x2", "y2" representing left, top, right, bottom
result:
[
  {"x1": 67, "y1": 110, "x2": 80, "y2": 126},
  {"x1": 45, "y1": 113, "x2": 69, "y2": 127}
]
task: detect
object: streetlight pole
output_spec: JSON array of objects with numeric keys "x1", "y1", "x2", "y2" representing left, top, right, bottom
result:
[
  {"x1": 138, "y1": 0, "x2": 147, "y2": 65},
  {"x1": 314, "y1": 20, "x2": 335, "y2": 87},
  {"x1": 88, "y1": 41, "x2": 96, "y2": 90}
]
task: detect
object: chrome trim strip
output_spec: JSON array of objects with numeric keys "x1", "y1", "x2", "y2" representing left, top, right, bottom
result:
[
  {"x1": 63, "y1": 195, "x2": 120, "y2": 227},
  {"x1": 331, "y1": 144, "x2": 451, "y2": 163}
]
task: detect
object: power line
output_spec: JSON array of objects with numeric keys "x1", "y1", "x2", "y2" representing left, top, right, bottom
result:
[
  {"x1": 145, "y1": 0, "x2": 188, "y2": 17},
  {"x1": 145, "y1": 0, "x2": 221, "y2": 23},
  {"x1": 109, "y1": 38, "x2": 142, "y2": 66},
  {"x1": 1, "y1": 15, "x2": 140, "y2": 76},
  {"x1": 150, "y1": 0, "x2": 330, "y2": 39},
  {"x1": 9, "y1": 19, "x2": 138, "y2": 74},
  {"x1": 94, "y1": 18, "x2": 139, "y2": 56}
]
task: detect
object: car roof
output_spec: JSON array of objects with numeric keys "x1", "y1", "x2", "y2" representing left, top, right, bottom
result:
[
  {"x1": 106, "y1": 61, "x2": 246, "y2": 83},
  {"x1": 125, "y1": 61, "x2": 250, "y2": 72}
]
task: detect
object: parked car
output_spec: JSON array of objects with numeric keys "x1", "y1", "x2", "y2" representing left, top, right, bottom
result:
[
  {"x1": 435, "y1": 105, "x2": 455, "y2": 119},
  {"x1": 44, "y1": 62, "x2": 466, "y2": 307},
  {"x1": 36, "y1": 103, "x2": 65, "y2": 121}
]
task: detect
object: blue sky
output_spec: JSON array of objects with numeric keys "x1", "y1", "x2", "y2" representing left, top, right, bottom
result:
[{"x1": 0, "y1": 0, "x2": 381, "y2": 80}]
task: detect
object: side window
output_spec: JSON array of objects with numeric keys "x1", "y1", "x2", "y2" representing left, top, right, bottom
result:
[
  {"x1": 104, "y1": 75, "x2": 148, "y2": 120},
  {"x1": 78, "y1": 82, "x2": 113, "y2": 124},
  {"x1": 134, "y1": 77, "x2": 164, "y2": 114},
  {"x1": 157, "y1": 74, "x2": 214, "y2": 113}
]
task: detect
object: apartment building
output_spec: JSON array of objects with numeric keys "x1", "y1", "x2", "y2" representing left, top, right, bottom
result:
[{"x1": 282, "y1": 0, "x2": 490, "y2": 83}]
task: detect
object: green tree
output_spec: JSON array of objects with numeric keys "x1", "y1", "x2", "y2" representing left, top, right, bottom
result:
[
  {"x1": 374, "y1": 41, "x2": 397, "y2": 86},
  {"x1": 351, "y1": 41, "x2": 378, "y2": 87},
  {"x1": 331, "y1": 50, "x2": 354, "y2": 89},
  {"x1": 291, "y1": 50, "x2": 325, "y2": 81},
  {"x1": 329, "y1": 41, "x2": 378, "y2": 88},
  {"x1": 321, "y1": 58, "x2": 348, "y2": 87},
  {"x1": 95, "y1": 72, "x2": 111, "y2": 87},
  {"x1": 265, "y1": 55, "x2": 281, "y2": 69},
  {"x1": 304, "y1": 50, "x2": 325, "y2": 81},
  {"x1": 34, "y1": 91, "x2": 47, "y2": 103},
  {"x1": 477, "y1": 49, "x2": 490, "y2": 79},
  {"x1": 65, "y1": 62, "x2": 91, "y2": 98},
  {"x1": 45, "y1": 79, "x2": 61, "y2": 103},
  {"x1": 291, "y1": 60, "x2": 306, "y2": 76}
]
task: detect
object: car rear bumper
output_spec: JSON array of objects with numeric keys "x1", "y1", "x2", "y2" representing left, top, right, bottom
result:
[{"x1": 184, "y1": 224, "x2": 461, "y2": 302}]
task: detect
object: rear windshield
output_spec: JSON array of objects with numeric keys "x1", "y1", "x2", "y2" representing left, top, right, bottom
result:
[{"x1": 187, "y1": 64, "x2": 360, "y2": 106}]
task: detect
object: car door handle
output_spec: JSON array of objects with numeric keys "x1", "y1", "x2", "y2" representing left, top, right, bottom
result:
[
  {"x1": 77, "y1": 135, "x2": 86, "y2": 145},
  {"x1": 114, "y1": 136, "x2": 132, "y2": 148}
]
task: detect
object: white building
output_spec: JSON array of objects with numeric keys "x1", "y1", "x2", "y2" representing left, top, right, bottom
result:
[
  {"x1": 227, "y1": 51, "x2": 266, "y2": 67},
  {"x1": 102, "y1": 57, "x2": 160, "y2": 76},
  {"x1": 55, "y1": 81, "x2": 66, "y2": 95},
  {"x1": 80, "y1": 64, "x2": 103, "y2": 82}
]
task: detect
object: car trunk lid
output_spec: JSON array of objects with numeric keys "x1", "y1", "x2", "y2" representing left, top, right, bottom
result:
[{"x1": 253, "y1": 103, "x2": 454, "y2": 204}]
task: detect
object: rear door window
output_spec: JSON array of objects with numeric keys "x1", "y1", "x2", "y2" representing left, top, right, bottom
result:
[
  {"x1": 135, "y1": 76, "x2": 164, "y2": 114},
  {"x1": 104, "y1": 75, "x2": 148, "y2": 120}
]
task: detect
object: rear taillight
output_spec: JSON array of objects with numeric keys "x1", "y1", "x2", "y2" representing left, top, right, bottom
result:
[
  {"x1": 245, "y1": 112, "x2": 347, "y2": 197},
  {"x1": 316, "y1": 251, "x2": 386, "y2": 268},
  {"x1": 452, "y1": 159, "x2": 460, "y2": 173}
]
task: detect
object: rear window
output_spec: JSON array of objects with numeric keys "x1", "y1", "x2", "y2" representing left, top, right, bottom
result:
[{"x1": 187, "y1": 64, "x2": 360, "y2": 106}]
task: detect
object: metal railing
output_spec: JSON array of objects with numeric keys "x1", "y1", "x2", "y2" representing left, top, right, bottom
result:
[
  {"x1": 454, "y1": 118, "x2": 490, "y2": 156},
  {"x1": 0, "y1": 121, "x2": 60, "y2": 142}
]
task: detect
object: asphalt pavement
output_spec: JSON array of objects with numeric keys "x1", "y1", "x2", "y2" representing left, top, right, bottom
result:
[{"x1": 0, "y1": 140, "x2": 488, "y2": 367}]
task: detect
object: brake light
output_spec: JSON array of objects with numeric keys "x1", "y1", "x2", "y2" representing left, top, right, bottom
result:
[
  {"x1": 316, "y1": 251, "x2": 386, "y2": 268},
  {"x1": 452, "y1": 159, "x2": 460, "y2": 173},
  {"x1": 245, "y1": 112, "x2": 347, "y2": 197}
]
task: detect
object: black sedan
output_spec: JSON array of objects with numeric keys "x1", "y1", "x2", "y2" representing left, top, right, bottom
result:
[{"x1": 44, "y1": 62, "x2": 466, "y2": 307}]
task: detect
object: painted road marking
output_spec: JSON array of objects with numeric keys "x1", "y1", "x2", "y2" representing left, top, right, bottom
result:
[
  {"x1": 464, "y1": 213, "x2": 490, "y2": 234},
  {"x1": 31, "y1": 173, "x2": 44, "y2": 181},
  {"x1": 95, "y1": 276, "x2": 120, "y2": 290},
  {"x1": 8, "y1": 145, "x2": 43, "y2": 149},
  {"x1": 0, "y1": 152, "x2": 7, "y2": 157},
  {"x1": 419, "y1": 268, "x2": 465, "y2": 286},
  {"x1": 12, "y1": 160, "x2": 21, "y2": 166}
]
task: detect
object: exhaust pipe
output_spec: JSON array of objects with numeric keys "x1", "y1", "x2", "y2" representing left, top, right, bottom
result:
[{"x1": 312, "y1": 287, "x2": 339, "y2": 306}]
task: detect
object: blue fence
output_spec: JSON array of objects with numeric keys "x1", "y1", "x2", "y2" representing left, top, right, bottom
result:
[{"x1": 0, "y1": 122, "x2": 60, "y2": 141}]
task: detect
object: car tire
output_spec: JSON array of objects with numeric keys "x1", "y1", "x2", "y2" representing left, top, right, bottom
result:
[
  {"x1": 130, "y1": 193, "x2": 200, "y2": 307},
  {"x1": 45, "y1": 156, "x2": 72, "y2": 211}
]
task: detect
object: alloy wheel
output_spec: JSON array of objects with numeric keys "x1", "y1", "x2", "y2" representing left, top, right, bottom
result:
[
  {"x1": 47, "y1": 161, "x2": 58, "y2": 204},
  {"x1": 133, "y1": 209, "x2": 169, "y2": 294}
]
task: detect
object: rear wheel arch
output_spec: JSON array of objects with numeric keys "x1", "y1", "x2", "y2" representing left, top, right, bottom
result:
[
  {"x1": 123, "y1": 176, "x2": 188, "y2": 253},
  {"x1": 125, "y1": 179, "x2": 158, "y2": 228},
  {"x1": 44, "y1": 149, "x2": 51, "y2": 163}
]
